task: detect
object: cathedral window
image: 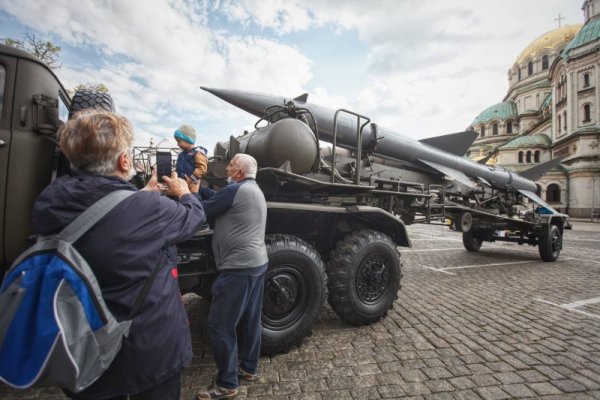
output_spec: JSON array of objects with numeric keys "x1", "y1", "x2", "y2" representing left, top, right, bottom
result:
[
  {"x1": 526, "y1": 151, "x2": 531, "y2": 163},
  {"x1": 492, "y1": 123, "x2": 498, "y2": 135},
  {"x1": 506, "y1": 121, "x2": 512, "y2": 133},
  {"x1": 563, "y1": 111, "x2": 567, "y2": 130},
  {"x1": 480, "y1": 126, "x2": 485, "y2": 138},
  {"x1": 534, "y1": 150, "x2": 540, "y2": 163},
  {"x1": 518, "y1": 151, "x2": 523, "y2": 163},
  {"x1": 584, "y1": 73, "x2": 590, "y2": 88},
  {"x1": 528, "y1": 61, "x2": 533, "y2": 76},
  {"x1": 518, "y1": 68, "x2": 522, "y2": 81},
  {"x1": 583, "y1": 103, "x2": 592, "y2": 122},
  {"x1": 542, "y1": 55, "x2": 549, "y2": 70},
  {"x1": 558, "y1": 115, "x2": 562, "y2": 133},
  {"x1": 546, "y1": 184, "x2": 561, "y2": 203}
]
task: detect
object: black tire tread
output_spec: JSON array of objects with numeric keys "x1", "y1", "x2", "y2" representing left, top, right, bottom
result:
[
  {"x1": 327, "y1": 230, "x2": 402, "y2": 326},
  {"x1": 261, "y1": 234, "x2": 327, "y2": 355}
]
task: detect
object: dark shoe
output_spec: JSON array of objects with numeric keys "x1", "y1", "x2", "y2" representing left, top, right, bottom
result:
[
  {"x1": 195, "y1": 385, "x2": 239, "y2": 399},
  {"x1": 238, "y1": 366, "x2": 257, "y2": 382}
]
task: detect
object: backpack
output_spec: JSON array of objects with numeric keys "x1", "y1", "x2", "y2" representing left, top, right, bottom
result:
[{"x1": 0, "y1": 189, "x2": 158, "y2": 392}]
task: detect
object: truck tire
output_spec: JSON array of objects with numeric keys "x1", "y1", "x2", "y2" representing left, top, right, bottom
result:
[
  {"x1": 462, "y1": 230, "x2": 482, "y2": 252},
  {"x1": 539, "y1": 224, "x2": 561, "y2": 262},
  {"x1": 69, "y1": 89, "x2": 114, "y2": 118},
  {"x1": 327, "y1": 230, "x2": 402, "y2": 325},
  {"x1": 261, "y1": 234, "x2": 328, "y2": 355}
]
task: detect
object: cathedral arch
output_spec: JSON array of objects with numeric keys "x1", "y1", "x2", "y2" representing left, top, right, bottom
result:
[
  {"x1": 583, "y1": 103, "x2": 592, "y2": 123},
  {"x1": 542, "y1": 55, "x2": 549, "y2": 70},
  {"x1": 546, "y1": 184, "x2": 561, "y2": 203}
]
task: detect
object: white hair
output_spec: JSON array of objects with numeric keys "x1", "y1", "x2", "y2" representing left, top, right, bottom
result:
[{"x1": 233, "y1": 153, "x2": 258, "y2": 178}]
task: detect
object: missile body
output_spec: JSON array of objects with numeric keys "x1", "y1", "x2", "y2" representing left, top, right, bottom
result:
[{"x1": 202, "y1": 87, "x2": 546, "y2": 194}]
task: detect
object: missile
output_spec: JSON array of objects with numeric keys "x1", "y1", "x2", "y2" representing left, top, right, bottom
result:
[{"x1": 201, "y1": 87, "x2": 561, "y2": 209}]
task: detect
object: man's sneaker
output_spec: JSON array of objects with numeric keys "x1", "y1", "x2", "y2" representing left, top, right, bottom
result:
[
  {"x1": 195, "y1": 385, "x2": 239, "y2": 399},
  {"x1": 237, "y1": 366, "x2": 258, "y2": 382}
]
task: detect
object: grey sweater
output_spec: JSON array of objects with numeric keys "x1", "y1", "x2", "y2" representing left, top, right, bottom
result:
[{"x1": 202, "y1": 178, "x2": 268, "y2": 270}]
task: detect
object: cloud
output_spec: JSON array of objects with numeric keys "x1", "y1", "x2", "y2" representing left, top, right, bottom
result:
[{"x1": 0, "y1": 0, "x2": 584, "y2": 149}]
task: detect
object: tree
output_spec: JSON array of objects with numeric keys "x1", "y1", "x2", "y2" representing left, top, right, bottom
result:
[
  {"x1": 2, "y1": 32, "x2": 110, "y2": 94},
  {"x1": 1, "y1": 31, "x2": 62, "y2": 69}
]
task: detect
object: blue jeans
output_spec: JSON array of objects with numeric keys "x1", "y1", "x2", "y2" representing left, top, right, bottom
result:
[{"x1": 207, "y1": 265, "x2": 267, "y2": 389}]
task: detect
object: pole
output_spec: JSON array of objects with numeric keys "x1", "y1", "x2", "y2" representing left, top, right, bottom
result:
[{"x1": 592, "y1": 177, "x2": 596, "y2": 221}]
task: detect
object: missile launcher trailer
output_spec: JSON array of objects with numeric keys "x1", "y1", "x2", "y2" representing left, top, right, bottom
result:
[
  {"x1": 200, "y1": 87, "x2": 569, "y2": 263},
  {"x1": 0, "y1": 42, "x2": 568, "y2": 354}
]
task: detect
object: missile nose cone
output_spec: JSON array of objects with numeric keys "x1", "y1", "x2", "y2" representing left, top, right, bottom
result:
[{"x1": 201, "y1": 87, "x2": 287, "y2": 118}]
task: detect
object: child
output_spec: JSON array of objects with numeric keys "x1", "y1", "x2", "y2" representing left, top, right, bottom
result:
[{"x1": 173, "y1": 124, "x2": 208, "y2": 180}]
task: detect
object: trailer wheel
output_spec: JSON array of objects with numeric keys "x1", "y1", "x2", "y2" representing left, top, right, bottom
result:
[
  {"x1": 261, "y1": 234, "x2": 327, "y2": 355},
  {"x1": 539, "y1": 224, "x2": 561, "y2": 262},
  {"x1": 69, "y1": 89, "x2": 114, "y2": 119},
  {"x1": 454, "y1": 211, "x2": 472, "y2": 232},
  {"x1": 328, "y1": 230, "x2": 402, "y2": 325},
  {"x1": 462, "y1": 231, "x2": 482, "y2": 252}
]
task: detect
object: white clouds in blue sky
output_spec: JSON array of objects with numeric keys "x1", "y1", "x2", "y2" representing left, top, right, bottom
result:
[{"x1": 0, "y1": 0, "x2": 582, "y2": 152}]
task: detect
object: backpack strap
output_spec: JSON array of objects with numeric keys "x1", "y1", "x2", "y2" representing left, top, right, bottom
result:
[
  {"x1": 56, "y1": 189, "x2": 165, "y2": 320},
  {"x1": 58, "y1": 190, "x2": 135, "y2": 244},
  {"x1": 127, "y1": 253, "x2": 166, "y2": 319}
]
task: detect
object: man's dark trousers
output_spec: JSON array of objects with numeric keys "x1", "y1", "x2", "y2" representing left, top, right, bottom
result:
[{"x1": 207, "y1": 264, "x2": 267, "y2": 389}]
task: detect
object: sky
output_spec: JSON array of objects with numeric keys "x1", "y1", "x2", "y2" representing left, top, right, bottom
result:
[{"x1": 0, "y1": 0, "x2": 584, "y2": 154}]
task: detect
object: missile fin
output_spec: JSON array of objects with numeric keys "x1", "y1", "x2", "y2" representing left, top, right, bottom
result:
[
  {"x1": 478, "y1": 153, "x2": 493, "y2": 164},
  {"x1": 518, "y1": 190, "x2": 559, "y2": 214},
  {"x1": 419, "y1": 131, "x2": 479, "y2": 156},
  {"x1": 293, "y1": 93, "x2": 309, "y2": 103},
  {"x1": 477, "y1": 177, "x2": 492, "y2": 187},
  {"x1": 419, "y1": 159, "x2": 477, "y2": 188},
  {"x1": 519, "y1": 157, "x2": 564, "y2": 181}
]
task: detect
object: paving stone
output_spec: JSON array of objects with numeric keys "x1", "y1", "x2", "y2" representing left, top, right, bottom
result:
[
  {"x1": 492, "y1": 371, "x2": 523, "y2": 384},
  {"x1": 474, "y1": 386, "x2": 511, "y2": 400},
  {"x1": 400, "y1": 369, "x2": 428, "y2": 382},
  {"x1": 518, "y1": 369, "x2": 549, "y2": 383},
  {"x1": 452, "y1": 389, "x2": 483, "y2": 399},
  {"x1": 527, "y1": 381, "x2": 563, "y2": 395},
  {"x1": 499, "y1": 383, "x2": 537, "y2": 398},
  {"x1": 377, "y1": 384, "x2": 407, "y2": 398},
  {"x1": 552, "y1": 379, "x2": 589, "y2": 393},
  {"x1": 448, "y1": 376, "x2": 476, "y2": 390},
  {"x1": 425, "y1": 379, "x2": 454, "y2": 393}
]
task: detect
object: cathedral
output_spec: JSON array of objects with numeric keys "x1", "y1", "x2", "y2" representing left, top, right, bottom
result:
[{"x1": 467, "y1": 0, "x2": 600, "y2": 218}]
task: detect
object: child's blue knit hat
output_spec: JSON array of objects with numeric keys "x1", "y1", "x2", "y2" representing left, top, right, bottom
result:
[{"x1": 174, "y1": 124, "x2": 196, "y2": 144}]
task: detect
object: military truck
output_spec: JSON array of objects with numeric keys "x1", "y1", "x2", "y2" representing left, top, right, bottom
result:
[{"x1": 0, "y1": 44, "x2": 408, "y2": 354}]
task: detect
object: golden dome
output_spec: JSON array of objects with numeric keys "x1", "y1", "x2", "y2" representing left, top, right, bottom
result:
[{"x1": 515, "y1": 24, "x2": 582, "y2": 64}]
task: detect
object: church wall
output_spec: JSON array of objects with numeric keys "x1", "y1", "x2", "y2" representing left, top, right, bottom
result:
[{"x1": 566, "y1": 171, "x2": 600, "y2": 217}]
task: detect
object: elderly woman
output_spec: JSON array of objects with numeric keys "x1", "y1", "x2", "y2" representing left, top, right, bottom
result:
[{"x1": 31, "y1": 111, "x2": 205, "y2": 400}]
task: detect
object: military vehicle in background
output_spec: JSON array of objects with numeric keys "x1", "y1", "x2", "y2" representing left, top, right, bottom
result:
[{"x1": 0, "y1": 44, "x2": 568, "y2": 355}]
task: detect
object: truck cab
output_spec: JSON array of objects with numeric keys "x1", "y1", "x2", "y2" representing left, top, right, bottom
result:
[{"x1": 0, "y1": 44, "x2": 69, "y2": 273}]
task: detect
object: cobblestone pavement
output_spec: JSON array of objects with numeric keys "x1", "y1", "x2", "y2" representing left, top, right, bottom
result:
[{"x1": 2, "y1": 221, "x2": 600, "y2": 399}]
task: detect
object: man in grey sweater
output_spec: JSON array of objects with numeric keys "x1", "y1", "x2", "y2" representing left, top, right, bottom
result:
[{"x1": 196, "y1": 154, "x2": 268, "y2": 400}]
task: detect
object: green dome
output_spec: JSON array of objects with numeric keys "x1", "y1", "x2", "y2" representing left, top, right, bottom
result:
[
  {"x1": 499, "y1": 134, "x2": 551, "y2": 150},
  {"x1": 563, "y1": 18, "x2": 600, "y2": 57},
  {"x1": 471, "y1": 102, "x2": 518, "y2": 126}
]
